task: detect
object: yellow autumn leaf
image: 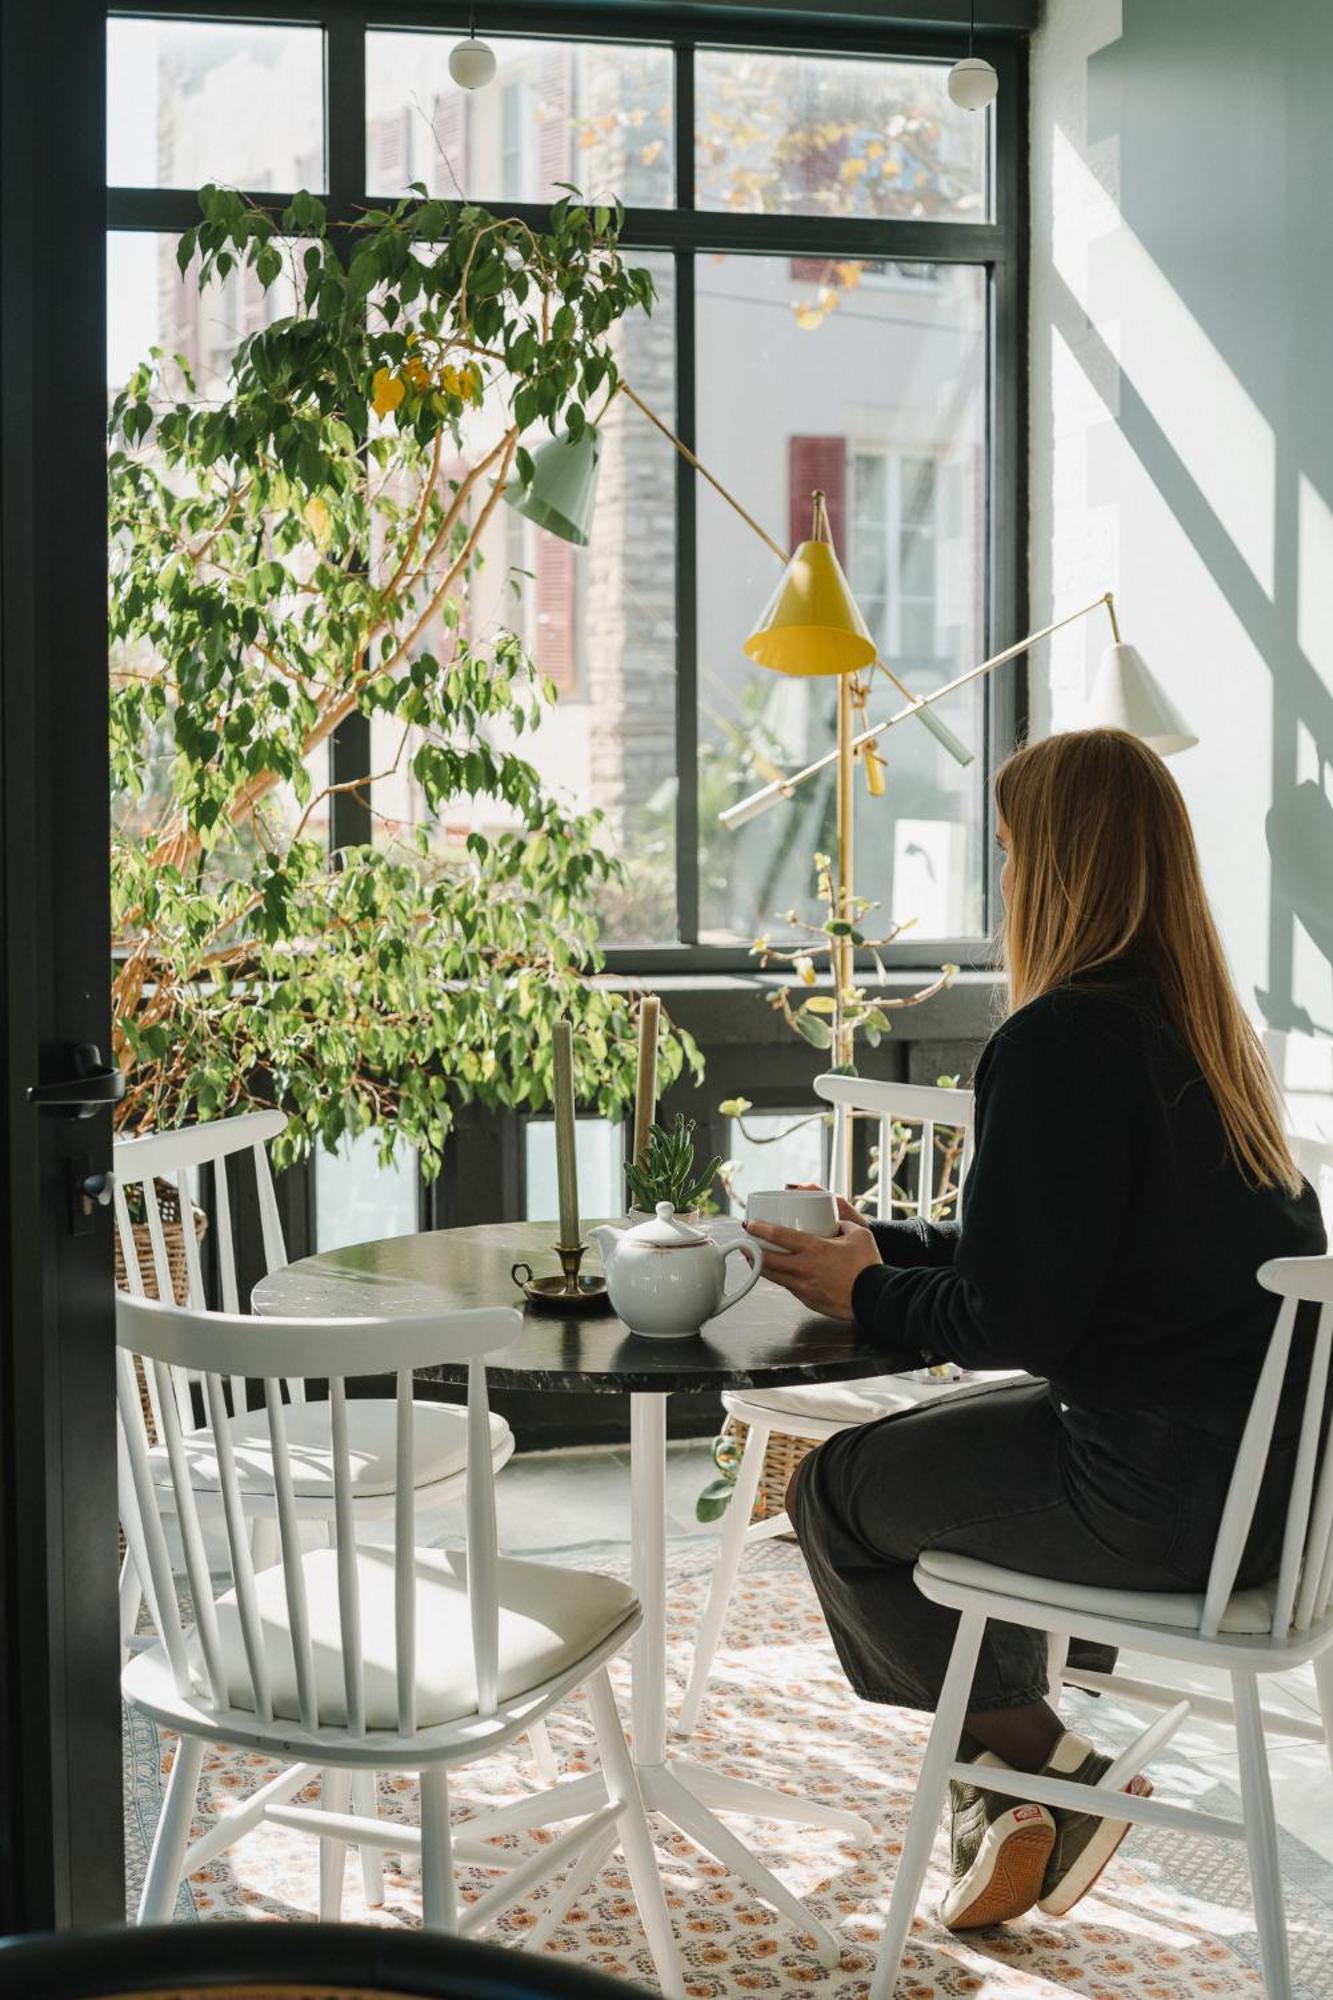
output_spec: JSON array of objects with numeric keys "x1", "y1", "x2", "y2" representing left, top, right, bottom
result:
[
  {"x1": 794, "y1": 305, "x2": 826, "y2": 331},
  {"x1": 865, "y1": 141, "x2": 885, "y2": 160},
  {"x1": 371, "y1": 367, "x2": 405, "y2": 418},
  {"x1": 439, "y1": 364, "x2": 462, "y2": 397},
  {"x1": 839, "y1": 156, "x2": 869, "y2": 182},
  {"x1": 640, "y1": 140, "x2": 664, "y2": 166},
  {"x1": 303, "y1": 496, "x2": 330, "y2": 543},
  {"x1": 403, "y1": 355, "x2": 431, "y2": 391}
]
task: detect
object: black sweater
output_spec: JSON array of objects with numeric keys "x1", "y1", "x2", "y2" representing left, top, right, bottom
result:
[{"x1": 851, "y1": 971, "x2": 1327, "y2": 1421}]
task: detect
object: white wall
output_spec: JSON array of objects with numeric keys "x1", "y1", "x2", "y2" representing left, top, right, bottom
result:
[{"x1": 1030, "y1": 0, "x2": 1333, "y2": 1140}]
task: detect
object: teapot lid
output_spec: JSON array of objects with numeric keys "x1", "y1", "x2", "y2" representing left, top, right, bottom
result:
[{"x1": 627, "y1": 1201, "x2": 710, "y2": 1248}]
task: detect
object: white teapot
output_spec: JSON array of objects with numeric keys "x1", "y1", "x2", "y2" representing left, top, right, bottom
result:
[{"x1": 591, "y1": 1202, "x2": 764, "y2": 1340}]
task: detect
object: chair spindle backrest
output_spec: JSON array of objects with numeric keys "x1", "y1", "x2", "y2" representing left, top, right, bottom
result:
[
  {"x1": 113, "y1": 1110, "x2": 291, "y2": 1429},
  {"x1": 1200, "y1": 1256, "x2": 1333, "y2": 1641},
  {"x1": 813, "y1": 1075, "x2": 975, "y2": 1217},
  {"x1": 116, "y1": 1293, "x2": 522, "y2": 1741}
]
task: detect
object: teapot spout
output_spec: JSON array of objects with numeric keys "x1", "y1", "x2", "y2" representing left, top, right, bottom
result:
[{"x1": 590, "y1": 1222, "x2": 623, "y2": 1265}]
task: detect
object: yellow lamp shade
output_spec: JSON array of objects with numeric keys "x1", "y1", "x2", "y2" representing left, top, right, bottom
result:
[{"x1": 743, "y1": 538, "x2": 876, "y2": 677}]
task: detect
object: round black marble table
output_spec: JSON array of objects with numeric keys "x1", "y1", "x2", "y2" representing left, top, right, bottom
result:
[{"x1": 255, "y1": 1221, "x2": 885, "y2": 1963}]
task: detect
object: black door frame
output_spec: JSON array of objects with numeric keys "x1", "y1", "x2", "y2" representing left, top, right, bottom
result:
[{"x1": 0, "y1": 0, "x2": 124, "y2": 1930}]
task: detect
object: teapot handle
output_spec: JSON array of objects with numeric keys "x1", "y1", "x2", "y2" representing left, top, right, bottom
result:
[{"x1": 714, "y1": 1237, "x2": 763, "y2": 1315}]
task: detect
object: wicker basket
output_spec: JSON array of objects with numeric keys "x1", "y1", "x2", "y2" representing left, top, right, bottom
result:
[
  {"x1": 113, "y1": 1178, "x2": 208, "y2": 1309},
  {"x1": 114, "y1": 1181, "x2": 208, "y2": 1461},
  {"x1": 721, "y1": 1413, "x2": 817, "y2": 1523}
]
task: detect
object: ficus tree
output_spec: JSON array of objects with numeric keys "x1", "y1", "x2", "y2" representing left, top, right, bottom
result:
[{"x1": 109, "y1": 183, "x2": 700, "y2": 1171}]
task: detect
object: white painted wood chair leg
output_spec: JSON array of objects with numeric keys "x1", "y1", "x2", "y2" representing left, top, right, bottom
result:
[
  {"x1": 250, "y1": 1512, "x2": 279, "y2": 1570},
  {"x1": 118, "y1": 1548, "x2": 144, "y2": 1659},
  {"x1": 1314, "y1": 1649, "x2": 1333, "y2": 1772},
  {"x1": 351, "y1": 1769, "x2": 385, "y2": 1906},
  {"x1": 1232, "y1": 1671, "x2": 1292, "y2": 2000},
  {"x1": 319, "y1": 1767, "x2": 352, "y2": 1920},
  {"x1": 678, "y1": 1419, "x2": 769, "y2": 1738},
  {"x1": 419, "y1": 1766, "x2": 457, "y2": 1931},
  {"x1": 870, "y1": 1609, "x2": 985, "y2": 2000},
  {"x1": 527, "y1": 1718, "x2": 560, "y2": 1784},
  {"x1": 1045, "y1": 1630, "x2": 1069, "y2": 1708},
  {"x1": 137, "y1": 1733, "x2": 206, "y2": 1924},
  {"x1": 588, "y1": 1666, "x2": 686, "y2": 2000}
]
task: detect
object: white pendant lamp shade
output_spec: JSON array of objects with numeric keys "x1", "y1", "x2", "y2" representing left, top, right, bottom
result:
[
  {"x1": 1086, "y1": 643, "x2": 1198, "y2": 757},
  {"x1": 947, "y1": 57, "x2": 998, "y2": 109},
  {"x1": 449, "y1": 36, "x2": 496, "y2": 88}
]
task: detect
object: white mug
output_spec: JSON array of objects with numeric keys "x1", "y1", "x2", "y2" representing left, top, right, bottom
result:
[{"x1": 745, "y1": 1187, "x2": 840, "y2": 1245}]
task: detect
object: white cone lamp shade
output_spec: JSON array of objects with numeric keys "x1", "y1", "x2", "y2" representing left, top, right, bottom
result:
[
  {"x1": 449, "y1": 37, "x2": 496, "y2": 88},
  {"x1": 1086, "y1": 643, "x2": 1198, "y2": 756},
  {"x1": 947, "y1": 57, "x2": 998, "y2": 109}
]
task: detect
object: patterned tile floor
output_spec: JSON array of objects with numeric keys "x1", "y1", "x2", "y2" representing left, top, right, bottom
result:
[{"x1": 126, "y1": 1444, "x2": 1333, "y2": 1997}]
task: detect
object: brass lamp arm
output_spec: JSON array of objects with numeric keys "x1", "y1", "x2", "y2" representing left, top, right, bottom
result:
[{"x1": 719, "y1": 592, "x2": 1120, "y2": 829}]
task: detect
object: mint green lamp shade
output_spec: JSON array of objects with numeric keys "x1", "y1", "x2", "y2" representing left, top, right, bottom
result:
[{"x1": 504, "y1": 425, "x2": 602, "y2": 547}]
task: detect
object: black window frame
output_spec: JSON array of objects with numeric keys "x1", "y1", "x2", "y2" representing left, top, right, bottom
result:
[{"x1": 106, "y1": 1, "x2": 1029, "y2": 979}]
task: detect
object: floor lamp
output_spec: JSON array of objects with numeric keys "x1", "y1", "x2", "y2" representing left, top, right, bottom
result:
[{"x1": 505, "y1": 403, "x2": 1197, "y2": 1188}]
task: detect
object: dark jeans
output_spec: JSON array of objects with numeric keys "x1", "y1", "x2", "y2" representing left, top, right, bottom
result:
[{"x1": 789, "y1": 1379, "x2": 1293, "y2": 1713}]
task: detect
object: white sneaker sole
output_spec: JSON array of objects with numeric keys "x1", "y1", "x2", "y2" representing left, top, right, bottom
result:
[
  {"x1": 1037, "y1": 1775, "x2": 1153, "y2": 1916},
  {"x1": 940, "y1": 1804, "x2": 1057, "y2": 1930}
]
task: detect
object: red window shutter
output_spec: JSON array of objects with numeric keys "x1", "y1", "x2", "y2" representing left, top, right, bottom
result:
[
  {"x1": 789, "y1": 436, "x2": 848, "y2": 559},
  {"x1": 536, "y1": 534, "x2": 577, "y2": 694},
  {"x1": 538, "y1": 48, "x2": 573, "y2": 193}
]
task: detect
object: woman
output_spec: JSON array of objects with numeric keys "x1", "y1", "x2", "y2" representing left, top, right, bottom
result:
[{"x1": 746, "y1": 728, "x2": 1326, "y2": 1932}]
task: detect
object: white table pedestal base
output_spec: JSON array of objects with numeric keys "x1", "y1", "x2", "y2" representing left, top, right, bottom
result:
[{"x1": 464, "y1": 1394, "x2": 870, "y2": 1966}]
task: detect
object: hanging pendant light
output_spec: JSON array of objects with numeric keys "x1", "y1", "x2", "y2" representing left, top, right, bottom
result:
[
  {"x1": 449, "y1": 0, "x2": 496, "y2": 90},
  {"x1": 948, "y1": 0, "x2": 998, "y2": 110}
]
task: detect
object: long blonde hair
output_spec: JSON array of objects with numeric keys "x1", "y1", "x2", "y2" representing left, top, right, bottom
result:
[{"x1": 994, "y1": 729, "x2": 1300, "y2": 1194}]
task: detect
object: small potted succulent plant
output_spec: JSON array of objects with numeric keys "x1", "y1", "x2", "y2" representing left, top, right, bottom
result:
[{"x1": 624, "y1": 1113, "x2": 723, "y2": 1224}]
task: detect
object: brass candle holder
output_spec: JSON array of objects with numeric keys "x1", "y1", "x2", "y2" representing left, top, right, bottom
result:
[{"x1": 512, "y1": 1240, "x2": 612, "y2": 1313}]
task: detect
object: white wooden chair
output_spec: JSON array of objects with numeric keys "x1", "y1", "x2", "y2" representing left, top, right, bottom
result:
[
  {"x1": 117, "y1": 1290, "x2": 683, "y2": 1996},
  {"x1": 868, "y1": 1253, "x2": 1333, "y2": 2000},
  {"x1": 112, "y1": 1111, "x2": 543, "y2": 1888},
  {"x1": 680, "y1": 1075, "x2": 1017, "y2": 1736},
  {"x1": 113, "y1": 1113, "x2": 515, "y2": 1647}
]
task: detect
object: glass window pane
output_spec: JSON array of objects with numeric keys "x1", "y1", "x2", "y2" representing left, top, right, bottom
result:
[
  {"x1": 316, "y1": 1132, "x2": 419, "y2": 1253},
  {"x1": 369, "y1": 248, "x2": 678, "y2": 946},
  {"x1": 695, "y1": 51, "x2": 989, "y2": 222},
  {"x1": 525, "y1": 1119, "x2": 625, "y2": 1222},
  {"x1": 725, "y1": 1112, "x2": 827, "y2": 1215},
  {"x1": 697, "y1": 257, "x2": 986, "y2": 945},
  {"x1": 107, "y1": 18, "x2": 326, "y2": 191},
  {"x1": 107, "y1": 231, "x2": 328, "y2": 848},
  {"x1": 366, "y1": 33, "x2": 674, "y2": 207}
]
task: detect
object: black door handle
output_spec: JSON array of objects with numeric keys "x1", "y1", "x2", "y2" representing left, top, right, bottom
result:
[{"x1": 27, "y1": 1043, "x2": 126, "y2": 1118}]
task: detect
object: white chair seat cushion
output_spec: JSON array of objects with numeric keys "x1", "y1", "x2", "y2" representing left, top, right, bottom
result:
[
  {"x1": 196, "y1": 1546, "x2": 637, "y2": 1729},
  {"x1": 149, "y1": 1399, "x2": 511, "y2": 1500},
  {"x1": 917, "y1": 1549, "x2": 1277, "y2": 1636},
  {"x1": 734, "y1": 1371, "x2": 1016, "y2": 1429}
]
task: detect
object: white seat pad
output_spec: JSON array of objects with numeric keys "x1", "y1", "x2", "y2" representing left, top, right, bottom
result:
[
  {"x1": 194, "y1": 1546, "x2": 636, "y2": 1729},
  {"x1": 735, "y1": 1370, "x2": 1017, "y2": 1429},
  {"x1": 149, "y1": 1399, "x2": 511, "y2": 1500},
  {"x1": 918, "y1": 1549, "x2": 1278, "y2": 1636}
]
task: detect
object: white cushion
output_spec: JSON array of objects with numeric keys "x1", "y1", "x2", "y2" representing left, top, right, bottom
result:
[
  {"x1": 733, "y1": 1370, "x2": 1018, "y2": 1429},
  {"x1": 149, "y1": 1399, "x2": 511, "y2": 1500},
  {"x1": 194, "y1": 1546, "x2": 636, "y2": 1729},
  {"x1": 917, "y1": 1549, "x2": 1278, "y2": 1637}
]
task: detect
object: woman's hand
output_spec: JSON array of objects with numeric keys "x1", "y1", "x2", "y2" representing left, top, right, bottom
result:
[{"x1": 745, "y1": 1215, "x2": 882, "y2": 1321}]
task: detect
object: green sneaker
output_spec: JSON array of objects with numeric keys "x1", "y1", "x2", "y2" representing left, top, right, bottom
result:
[
  {"x1": 1037, "y1": 1729, "x2": 1153, "y2": 1916},
  {"x1": 939, "y1": 1754, "x2": 1056, "y2": 1931}
]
